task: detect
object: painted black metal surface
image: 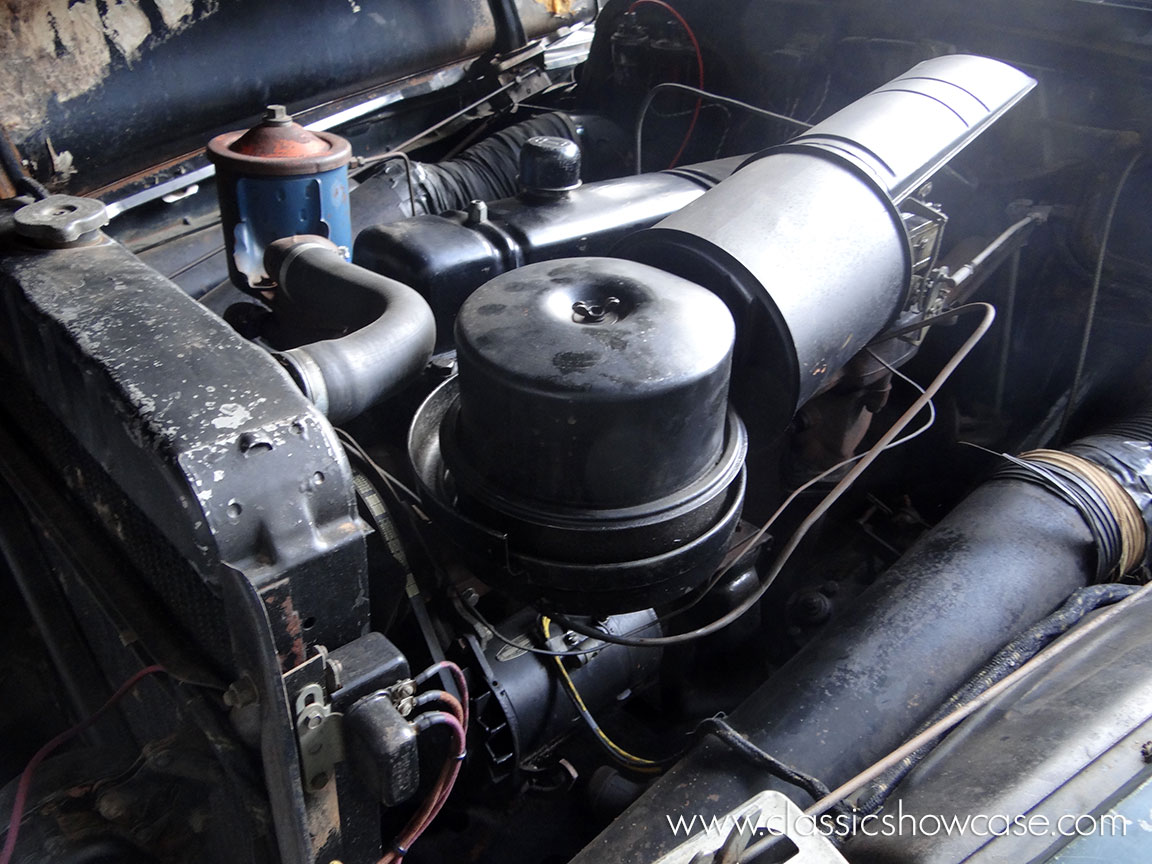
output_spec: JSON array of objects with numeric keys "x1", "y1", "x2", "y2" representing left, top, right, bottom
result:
[
  {"x1": 354, "y1": 156, "x2": 742, "y2": 352},
  {"x1": 0, "y1": 211, "x2": 376, "y2": 862},
  {"x1": 2, "y1": 0, "x2": 595, "y2": 196}
]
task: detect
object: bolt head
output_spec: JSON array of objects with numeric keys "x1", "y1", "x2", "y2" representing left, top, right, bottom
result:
[{"x1": 264, "y1": 104, "x2": 291, "y2": 125}]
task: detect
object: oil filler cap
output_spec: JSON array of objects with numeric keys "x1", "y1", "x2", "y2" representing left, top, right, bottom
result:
[{"x1": 519, "y1": 135, "x2": 581, "y2": 197}]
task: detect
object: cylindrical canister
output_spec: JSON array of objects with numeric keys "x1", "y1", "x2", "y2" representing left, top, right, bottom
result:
[{"x1": 208, "y1": 105, "x2": 352, "y2": 291}]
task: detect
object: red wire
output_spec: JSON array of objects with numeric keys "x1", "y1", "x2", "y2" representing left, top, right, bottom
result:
[
  {"x1": 413, "y1": 660, "x2": 469, "y2": 730},
  {"x1": 410, "y1": 690, "x2": 465, "y2": 728},
  {"x1": 627, "y1": 0, "x2": 706, "y2": 169},
  {"x1": 378, "y1": 711, "x2": 466, "y2": 864},
  {"x1": 0, "y1": 664, "x2": 166, "y2": 864},
  {"x1": 376, "y1": 661, "x2": 471, "y2": 864}
]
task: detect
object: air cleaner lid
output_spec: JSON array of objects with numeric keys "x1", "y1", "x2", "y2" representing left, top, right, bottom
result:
[{"x1": 449, "y1": 257, "x2": 736, "y2": 510}]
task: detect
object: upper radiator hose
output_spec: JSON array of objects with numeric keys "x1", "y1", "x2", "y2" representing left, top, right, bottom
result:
[
  {"x1": 268, "y1": 236, "x2": 436, "y2": 423},
  {"x1": 616, "y1": 55, "x2": 1036, "y2": 432}
]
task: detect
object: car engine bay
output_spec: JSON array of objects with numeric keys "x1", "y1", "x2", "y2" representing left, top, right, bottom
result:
[{"x1": 2, "y1": 1, "x2": 1152, "y2": 863}]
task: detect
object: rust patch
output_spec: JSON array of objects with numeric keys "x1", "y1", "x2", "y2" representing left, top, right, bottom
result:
[
  {"x1": 269, "y1": 592, "x2": 307, "y2": 670},
  {"x1": 306, "y1": 781, "x2": 342, "y2": 856}
]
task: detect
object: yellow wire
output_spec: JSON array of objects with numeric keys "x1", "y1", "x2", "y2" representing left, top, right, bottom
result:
[{"x1": 540, "y1": 617, "x2": 660, "y2": 771}]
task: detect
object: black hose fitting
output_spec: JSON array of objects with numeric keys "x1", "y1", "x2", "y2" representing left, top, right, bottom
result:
[{"x1": 267, "y1": 236, "x2": 436, "y2": 423}]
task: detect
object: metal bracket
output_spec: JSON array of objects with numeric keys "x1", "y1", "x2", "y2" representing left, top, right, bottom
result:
[
  {"x1": 652, "y1": 791, "x2": 848, "y2": 864},
  {"x1": 293, "y1": 682, "x2": 345, "y2": 793}
]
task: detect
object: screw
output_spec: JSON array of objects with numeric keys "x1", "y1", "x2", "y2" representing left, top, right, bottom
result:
[
  {"x1": 794, "y1": 591, "x2": 832, "y2": 624},
  {"x1": 264, "y1": 104, "x2": 291, "y2": 124}
]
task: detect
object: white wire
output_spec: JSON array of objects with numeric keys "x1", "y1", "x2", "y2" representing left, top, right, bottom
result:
[{"x1": 718, "y1": 352, "x2": 936, "y2": 573}]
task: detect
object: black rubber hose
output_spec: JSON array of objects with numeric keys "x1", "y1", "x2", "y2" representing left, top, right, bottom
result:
[
  {"x1": 350, "y1": 112, "x2": 580, "y2": 232},
  {"x1": 570, "y1": 417, "x2": 1152, "y2": 864},
  {"x1": 267, "y1": 237, "x2": 436, "y2": 423},
  {"x1": 420, "y1": 112, "x2": 578, "y2": 212}
]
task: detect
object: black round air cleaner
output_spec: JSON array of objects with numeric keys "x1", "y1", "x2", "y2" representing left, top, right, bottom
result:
[{"x1": 409, "y1": 257, "x2": 747, "y2": 614}]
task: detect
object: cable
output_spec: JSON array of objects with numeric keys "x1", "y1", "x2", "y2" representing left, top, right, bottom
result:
[
  {"x1": 355, "y1": 151, "x2": 417, "y2": 217},
  {"x1": 626, "y1": 0, "x2": 705, "y2": 169},
  {"x1": 336, "y1": 428, "x2": 422, "y2": 505},
  {"x1": 167, "y1": 243, "x2": 225, "y2": 280},
  {"x1": 1057, "y1": 148, "x2": 1143, "y2": 444},
  {"x1": 714, "y1": 348, "x2": 936, "y2": 574},
  {"x1": 697, "y1": 716, "x2": 849, "y2": 819},
  {"x1": 379, "y1": 710, "x2": 466, "y2": 864},
  {"x1": 547, "y1": 303, "x2": 995, "y2": 649},
  {"x1": 456, "y1": 597, "x2": 613, "y2": 658},
  {"x1": 413, "y1": 660, "x2": 469, "y2": 731},
  {"x1": 659, "y1": 363, "x2": 937, "y2": 625},
  {"x1": 0, "y1": 664, "x2": 166, "y2": 864},
  {"x1": 353, "y1": 76, "x2": 529, "y2": 186},
  {"x1": 635, "y1": 82, "x2": 812, "y2": 175},
  {"x1": 411, "y1": 690, "x2": 465, "y2": 728},
  {"x1": 989, "y1": 448, "x2": 1140, "y2": 581},
  {"x1": 540, "y1": 617, "x2": 663, "y2": 772}
]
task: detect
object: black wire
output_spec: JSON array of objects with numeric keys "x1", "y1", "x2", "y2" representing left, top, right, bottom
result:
[
  {"x1": 1057, "y1": 148, "x2": 1143, "y2": 443},
  {"x1": 456, "y1": 599, "x2": 608, "y2": 659},
  {"x1": 699, "y1": 717, "x2": 852, "y2": 818},
  {"x1": 335, "y1": 428, "x2": 421, "y2": 505},
  {"x1": 332, "y1": 429, "x2": 757, "y2": 658},
  {"x1": 869, "y1": 304, "x2": 988, "y2": 342},
  {"x1": 635, "y1": 82, "x2": 813, "y2": 174},
  {"x1": 167, "y1": 243, "x2": 225, "y2": 280},
  {"x1": 993, "y1": 453, "x2": 1123, "y2": 582},
  {"x1": 356, "y1": 151, "x2": 417, "y2": 217}
]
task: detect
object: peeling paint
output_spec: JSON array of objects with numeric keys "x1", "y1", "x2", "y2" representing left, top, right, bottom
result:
[
  {"x1": 211, "y1": 403, "x2": 253, "y2": 429},
  {"x1": 154, "y1": 0, "x2": 196, "y2": 29},
  {"x1": 0, "y1": 0, "x2": 218, "y2": 140},
  {"x1": 534, "y1": 0, "x2": 573, "y2": 14},
  {"x1": 101, "y1": 1, "x2": 152, "y2": 63}
]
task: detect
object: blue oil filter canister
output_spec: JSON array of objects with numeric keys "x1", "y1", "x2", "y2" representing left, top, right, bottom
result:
[{"x1": 208, "y1": 105, "x2": 352, "y2": 292}]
